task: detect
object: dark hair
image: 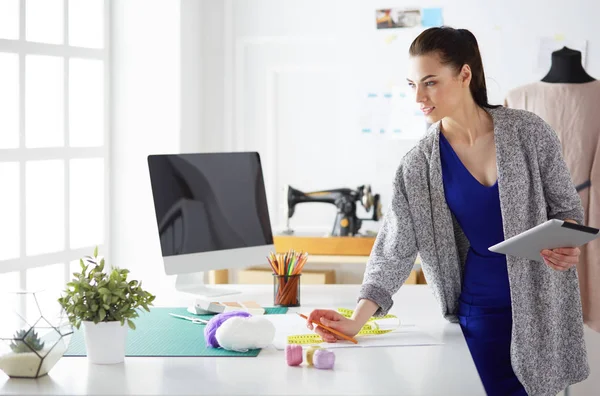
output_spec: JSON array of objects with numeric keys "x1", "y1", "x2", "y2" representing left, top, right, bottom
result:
[{"x1": 409, "y1": 26, "x2": 500, "y2": 109}]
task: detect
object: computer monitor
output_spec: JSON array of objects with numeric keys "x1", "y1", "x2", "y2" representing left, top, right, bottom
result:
[{"x1": 147, "y1": 152, "x2": 275, "y2": 297}]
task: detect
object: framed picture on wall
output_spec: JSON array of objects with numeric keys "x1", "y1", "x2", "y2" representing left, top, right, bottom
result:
[{"x1": 375, "y1": 9, "x2": 421, "y2": 29}]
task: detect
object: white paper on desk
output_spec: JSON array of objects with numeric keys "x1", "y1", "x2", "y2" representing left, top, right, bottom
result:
[{"x1": 264, "y1": 314, "x2": 443, "y2": 350}]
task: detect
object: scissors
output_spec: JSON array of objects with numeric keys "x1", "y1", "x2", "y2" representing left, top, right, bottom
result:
[{"x1": 169, "y1": 313, "x2": 209, "y2": 325}]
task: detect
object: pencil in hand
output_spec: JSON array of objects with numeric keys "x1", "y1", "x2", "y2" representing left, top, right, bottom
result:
[{"x1": 297, "y1": 313, "x2": 358, "y2": 344}]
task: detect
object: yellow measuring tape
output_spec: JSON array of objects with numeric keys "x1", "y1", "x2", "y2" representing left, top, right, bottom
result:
[{"x1": 287, "y1": 308, "x2": 400, "y2": 345}]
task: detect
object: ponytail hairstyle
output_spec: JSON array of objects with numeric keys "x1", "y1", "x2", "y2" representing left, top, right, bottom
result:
[{"x1": 409, "y1": 27, "x2": 500, "y2": 109}]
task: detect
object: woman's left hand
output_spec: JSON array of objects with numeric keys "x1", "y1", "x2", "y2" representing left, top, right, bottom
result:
[{"x1": 541, "y1": 247, "x2": 580, "y2": 271}]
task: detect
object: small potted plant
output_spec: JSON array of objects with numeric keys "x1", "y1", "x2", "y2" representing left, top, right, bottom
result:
[
  {"x1": 0, "y1": 329, "x2": 47, "y2": 378},
  {"x1": 0, "y1": 289, "x2": 73, "y2": 378},
  {"x1": 58, "y1": 247, "x2": 155, "y2": 364},
  {"x1": 10, "y1": 330, "x2": 45, "y2": 354}
]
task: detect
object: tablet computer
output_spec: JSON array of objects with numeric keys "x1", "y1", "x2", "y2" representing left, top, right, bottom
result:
[{"x1": 488, "y1": 219, "x2": 600, "y2": 262}]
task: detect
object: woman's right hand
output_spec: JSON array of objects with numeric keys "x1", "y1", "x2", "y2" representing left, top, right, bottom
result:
[{"x1": 305, "y1": 309, "x2": 363, "y2": 343}]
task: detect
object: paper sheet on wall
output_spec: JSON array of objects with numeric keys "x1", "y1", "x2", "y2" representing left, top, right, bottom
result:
[
  {"x1": 375, "y1": 92, "x2": 393, "y2": 134},
  {"x1": 389, "y1": 86, "x2": 428, "y2": 139},
  {"x1": 421, "y1": 8, "x2": 443, "y2": 27},
  {"x1": 360, "y1": 87, "x2": 427, "y2": 138},
  {"x1": 359, "y1": 92, "x2": 378, "y2": 133},
  {"x1": 537, "y1": 37, "x2": 587, "y2": 72},
  {"x1": 264, "y1": 314, "x2": 443, "y2": 350},
  {"x1": 359, "y1": 91, "x2": 395, "y2": 134},
  {"x1": 376, "y1": 9, "x2": 421, "y2": 29}
]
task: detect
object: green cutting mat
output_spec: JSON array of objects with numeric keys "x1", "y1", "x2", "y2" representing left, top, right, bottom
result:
[{"x1": 64, "y1": 307, "x2": 288, "y2": 357}]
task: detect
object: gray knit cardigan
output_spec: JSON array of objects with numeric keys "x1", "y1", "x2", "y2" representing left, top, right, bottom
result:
[{"x1": 359, "y1": 106, "x2": 590, "y2": 395}]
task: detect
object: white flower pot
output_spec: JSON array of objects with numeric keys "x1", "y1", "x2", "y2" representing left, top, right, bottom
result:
[{"x1": 82, "y1": 321, "x2": 128, "y2": 364}]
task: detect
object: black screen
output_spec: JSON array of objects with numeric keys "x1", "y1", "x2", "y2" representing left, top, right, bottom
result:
[{"x1": 147, "y1": 152, "x2": 273, "y2": 256}]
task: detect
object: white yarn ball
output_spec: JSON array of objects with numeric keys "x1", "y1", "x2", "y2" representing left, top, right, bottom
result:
[{"x1": 215, "y1": 316, "x2": 276, "y2": 352}]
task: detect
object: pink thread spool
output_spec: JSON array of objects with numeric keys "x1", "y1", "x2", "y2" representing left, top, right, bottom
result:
[
  {"x1": 313, "y1": 349, "x2": 335, "y2": 369},
  {"x1": 285, "y1": 344, "x2": 303, "y2": 366}
]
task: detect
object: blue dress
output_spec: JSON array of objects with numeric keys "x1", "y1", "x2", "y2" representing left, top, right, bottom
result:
[{"x1": 439, "y1": 132, "x2": 528, "y2": 396}]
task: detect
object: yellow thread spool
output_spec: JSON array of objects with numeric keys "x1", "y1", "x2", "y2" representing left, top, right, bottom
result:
[{"x1": 306, "y1": 346, "x2": 321, "y2": 366}]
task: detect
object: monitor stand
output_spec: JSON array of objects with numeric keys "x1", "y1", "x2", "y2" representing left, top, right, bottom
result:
[{"x1": 175, "y1": 272, "x2": 241, "y2": 298}]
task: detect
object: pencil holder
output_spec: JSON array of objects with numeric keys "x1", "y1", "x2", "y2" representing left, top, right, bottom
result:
[{"x1": 273, "y1": 274, "x2": 301, "y2": 307}]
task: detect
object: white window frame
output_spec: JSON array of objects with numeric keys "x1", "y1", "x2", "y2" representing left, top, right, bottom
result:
[{"x1": 0, "y1": 0, "x2": 110, "y2": 290}]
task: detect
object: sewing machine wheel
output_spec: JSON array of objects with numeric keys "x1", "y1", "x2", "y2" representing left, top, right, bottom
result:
[
  {"x1": 375, "y1": 197, "x2": 383, "y2": 220},
  {"x1": 361, "y1": 185, "x2": 374, "y2": 211}
]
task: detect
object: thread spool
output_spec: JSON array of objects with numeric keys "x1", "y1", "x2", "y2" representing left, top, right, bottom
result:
[
  {"x1": 215, "y1": 316, "x2": 275, "y2": 351},
  {"x1": 305, "y1": 346, "x2": 321, "y2": 366},
  {"x1": 313, "y1": 349, "x2": 335, "y2": 370},
  {"x1": 285, "y1": 344, "x2": 303, "y2": 366},
  {"x1": 204, "y1": 311, "x2": 252, "y2": 348}
]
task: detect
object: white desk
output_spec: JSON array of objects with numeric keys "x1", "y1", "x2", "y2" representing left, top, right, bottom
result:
[{"x1": 0, "y1": 285, "x2": 485, "y2": 395}]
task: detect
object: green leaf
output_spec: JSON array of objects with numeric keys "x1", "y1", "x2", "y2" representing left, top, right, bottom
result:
[
  {"x1": 127, "y1": 320, "x2": 136, "y2": 330},
  {"x1": 110, "y1": 271, "x2": 119, "y2": 282},
  {"x1": 80, "y1": 259, "x2": 85, "y2": 270},
  {"x1": 94, "y1": 246, "x2": 98, "y2": 258},
  {"x1": 98, "y1": 308, "x2": 106, "y2": 321},
  {"x1": 98, "y1": 288, "x2": 110, "y2": 295}
]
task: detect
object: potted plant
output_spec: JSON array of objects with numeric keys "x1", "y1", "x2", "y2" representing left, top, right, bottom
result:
[{"x1": 58, "y1": 247, "x2": 155, "y2": 364}]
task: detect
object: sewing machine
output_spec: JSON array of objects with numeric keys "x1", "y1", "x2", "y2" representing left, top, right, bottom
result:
[{"x1": 284, "y1": 185, "x2": 382, "y2": 237}]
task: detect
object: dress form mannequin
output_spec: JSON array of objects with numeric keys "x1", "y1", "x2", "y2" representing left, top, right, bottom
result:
[
  {"x1": 507, "y1": 47, "x2": 600, "y2": 337},
  {"x1": 541, "y1": 47, "x2": 595, "y2": 83}
]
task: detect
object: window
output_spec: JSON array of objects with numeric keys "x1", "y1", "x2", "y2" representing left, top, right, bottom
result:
[{"x1": 0, "y1": 1, "x2": 109, "y2": 303}]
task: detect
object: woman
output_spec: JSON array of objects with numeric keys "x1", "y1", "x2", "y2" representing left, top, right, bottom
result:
[{"x1": 306, "y1": 27, "x2": 589, "y2": 395}]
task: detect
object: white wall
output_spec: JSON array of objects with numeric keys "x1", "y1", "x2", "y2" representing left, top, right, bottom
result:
[
  {"x1": 110, "y1": 0, "x2": 180, "y2": 297},
  {"x1": 180, "y1": 0, "x2": 202, "y2": 151}
]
